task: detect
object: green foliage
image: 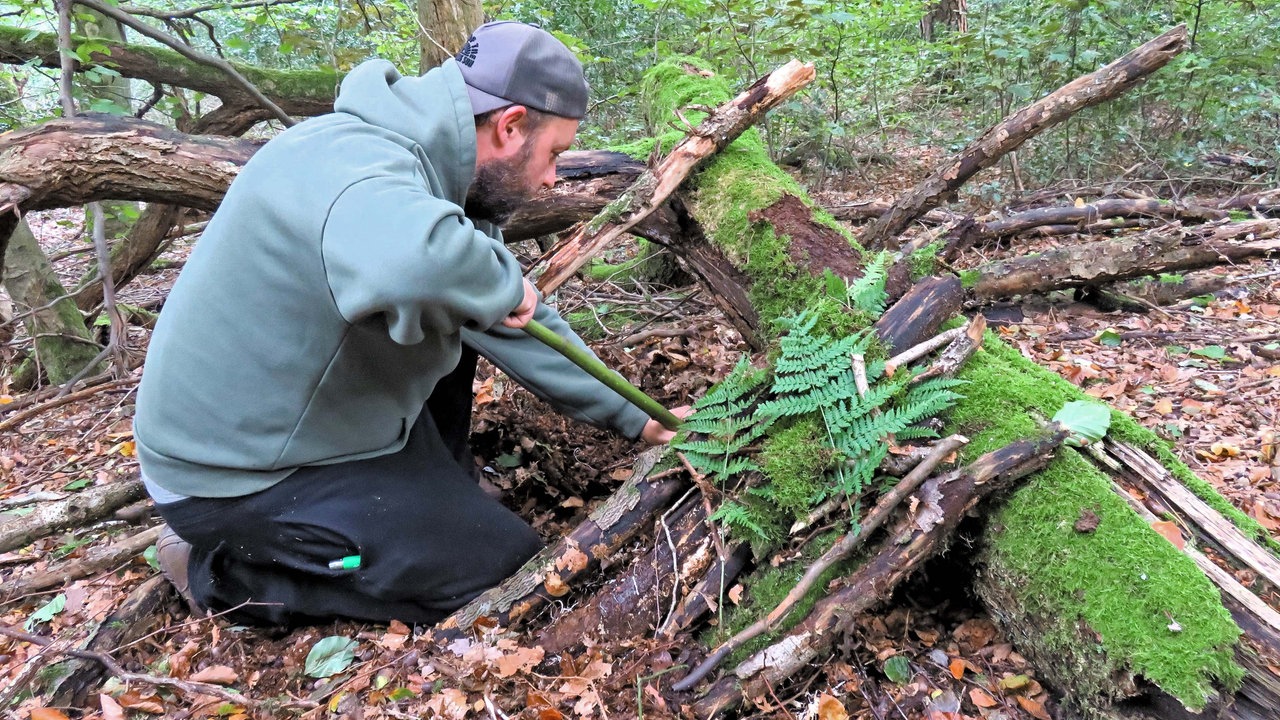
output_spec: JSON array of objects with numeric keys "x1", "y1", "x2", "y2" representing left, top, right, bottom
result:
[{"x1": 678, "y1": 310, "x2": 964, "y2": 546}]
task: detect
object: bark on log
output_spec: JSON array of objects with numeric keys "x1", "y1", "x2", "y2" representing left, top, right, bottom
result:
[
  {"x1": 4, "y1": 525, "x2": 162, "y2": 599},
  {"x1": 535, "y1": 491, "x2": 718, "y2": 654},
  {"x1": 531, "y1": 59, "x2": 817, "y2": 295},
  {"x1": 968, "y1": 219, "x2": 1280, "y2": 300},
  {"x1": 861, "y1": 25, "x2": 1188, "y2": 249},
  {"x1": 0, "y1": 24, "x2": 337, "y2": 117},
  {"x1": 435, "y1": 448, "x2": 683, "y2": 639},
  {"x1": 871, "y1": 276, "x2": 964, "y2": 354},
  {"x1": 692, "y1": 430, "x2": 1068, "y2": 717},
  {"x1": 48, "y1": 575, "x2": 169, "y2": 707},
  {"x1": 0, "y1": 479, "x2": 144, "y2": 553}
]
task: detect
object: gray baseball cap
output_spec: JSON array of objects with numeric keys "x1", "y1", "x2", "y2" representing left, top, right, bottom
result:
[{"x1": 454, "y1": 21, "x2": 589, "y2": 119}]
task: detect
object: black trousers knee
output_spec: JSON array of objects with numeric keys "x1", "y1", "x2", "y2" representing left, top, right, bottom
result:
[{"x1": 154, "y1": 349, "x2": 543, "y2": 626}]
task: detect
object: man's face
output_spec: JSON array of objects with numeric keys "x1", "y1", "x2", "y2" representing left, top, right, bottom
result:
[{"x1": 466, "y1": 114, "x2": 579, "y2": 225}]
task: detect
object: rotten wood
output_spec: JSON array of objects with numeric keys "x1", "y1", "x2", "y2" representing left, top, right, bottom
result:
[
  {"x1": 0, "y1": 479, "x2": 145, "y2": 553},
  {"x1": 435, "y1": 448, "x2": 683, "y2": 639},
  {"x1": 692, "y1": 430, "x2": 1069, "y2": 717},
  {"x1": 969, "y1": 218, "x2": 1280, "y2": 300},
  {"x1": 861, "y1": 25, "x2": 1188, "y2": 249},
  {"x1": 916, "y1": 314, "x2": 987, "y2": 382},
  {"x1": 530, "y1": 59, "x2": 817, "y2": 295},
  {"x1": 4, "y1": 525, "x2": 162, "y2": 600},
  {"x1": 871, "y1": 275, "x2": 964, "y2": 355},
  {"x1": 535, "y1": 490, "x2": 718, "y2": 654},
  {"x1": 675, "y1": 434, "x2": 969, "y2": 691}
]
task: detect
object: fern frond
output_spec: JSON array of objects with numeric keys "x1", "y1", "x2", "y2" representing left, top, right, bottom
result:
[{"x1": 846, "y1": 251, "x2": 892, "y2": 315}]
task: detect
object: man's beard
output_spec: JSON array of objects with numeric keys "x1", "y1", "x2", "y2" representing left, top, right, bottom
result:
[{"x1": 465, "y1": 143, "x2": 535, "y2": 225}]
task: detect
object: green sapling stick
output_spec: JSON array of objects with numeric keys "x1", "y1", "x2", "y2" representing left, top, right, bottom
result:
[{"x1": 521, "y1": 319, "x2": 682, "y2": 431}]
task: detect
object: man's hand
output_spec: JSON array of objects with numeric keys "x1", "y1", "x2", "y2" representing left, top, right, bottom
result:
[
  {"x1": 641, "y1": 405, "x2": 692, "y2": 445},
  {"x1": 502, "y1": 279, "x2": 539, "y2": 328}
]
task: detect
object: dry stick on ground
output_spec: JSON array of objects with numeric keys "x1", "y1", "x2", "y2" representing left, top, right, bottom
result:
[
  {"x1": 944, "y1": 198, "x2": 1228, "y2": 257},
  {"x1": 915, "y1": 314, "x2": 987, "y2": 382},
  {"x1": 0, "y1": 376, "x2": 136, "y2": 432},
  {"x1": 530, "y1": 59, "x2": 816, "y2": 295},
  {"x1": 0, "y1": 621, "x2": 260, "y2": 708},
  {"x1": 4, "y1": 525, "x2": 162, "y2": 600},
  {"x1": 860, "y1": 25, "x2": 1188, "y2": 250},
  {"x1": 692, "y1": 429, "x2": 1069, "y2": 717},
  {"x1": 0, "y1": 479, "x2": 144, "y2": 553},
  {"x1": 674, "y1": 434, "x2": 970, "y2": 691},
  {"x1": 969, "y1": 218, "x2": 1280, "y2": 301}
]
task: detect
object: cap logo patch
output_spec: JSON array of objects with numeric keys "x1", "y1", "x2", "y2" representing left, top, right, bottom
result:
[{"x1": 456, "y1": 36, "x2": 478, "y2": 67}]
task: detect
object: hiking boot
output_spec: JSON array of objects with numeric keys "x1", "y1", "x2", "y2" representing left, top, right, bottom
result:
[{"x1": 156, "y1": 525, "x2": 203, "y2": 615}]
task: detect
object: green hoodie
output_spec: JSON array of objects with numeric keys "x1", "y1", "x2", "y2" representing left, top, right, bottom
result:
[{"x1": 135, "y1": 59, "x2": 649, "y2": 498}]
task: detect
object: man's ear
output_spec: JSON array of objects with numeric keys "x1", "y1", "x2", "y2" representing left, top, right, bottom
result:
[{"x1": 491, "y1": 105, "x2": 531, "y2": 151}]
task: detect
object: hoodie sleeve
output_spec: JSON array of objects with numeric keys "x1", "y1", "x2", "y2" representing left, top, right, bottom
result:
[
  {"x1": 462, "y1": 301, "x2": 651, "y2": 439},
  {"x1": 321, "y1": 174, "x2": 526, "y2": 345}
]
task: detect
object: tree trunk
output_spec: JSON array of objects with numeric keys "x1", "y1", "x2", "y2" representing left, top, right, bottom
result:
[
  {"x1": 418, "y1": 0, "x2": 482, "y2": 73},
  {"x1": 1, "y1": 217, "x2": 103, "y2": 384}
]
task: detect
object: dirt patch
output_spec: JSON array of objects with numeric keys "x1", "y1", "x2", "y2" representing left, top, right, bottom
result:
[{"x1": 749, "y1": 193, "x2": 863, "y2": 279}]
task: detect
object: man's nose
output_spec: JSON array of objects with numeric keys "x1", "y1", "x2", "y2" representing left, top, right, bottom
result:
[{"x1": 542, "y1": 163, "x2": 557, "y2": 189}]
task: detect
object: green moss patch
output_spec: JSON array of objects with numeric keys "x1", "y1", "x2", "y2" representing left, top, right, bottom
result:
[{"x1": 948, "y1": 335, "x2": 1243, "y2": 709}]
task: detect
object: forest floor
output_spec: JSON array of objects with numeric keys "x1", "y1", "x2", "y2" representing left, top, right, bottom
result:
[{"x1": 1, "y1": 160, "x2": 1278, "y2": 719}]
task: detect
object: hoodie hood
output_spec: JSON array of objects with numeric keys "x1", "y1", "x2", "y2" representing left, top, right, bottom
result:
[{"x1": 333, "y1": 58, "x2": 477, "y2": 205}]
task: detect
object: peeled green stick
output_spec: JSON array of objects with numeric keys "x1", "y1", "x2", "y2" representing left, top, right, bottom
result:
[{"x1": 522, "y1": 319, "x2": 683, "y2": 431}]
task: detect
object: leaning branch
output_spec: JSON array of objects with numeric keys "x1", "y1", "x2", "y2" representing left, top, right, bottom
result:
[
  {"x1": 530, "y1": 59, "x2": 816, "y2": 295},
  {"x1": 861, "y1": 25, "x2": 1189, "y2": 249},
  {"x1": 72, "y1": 0, "x2": 295, "y2": 125}
]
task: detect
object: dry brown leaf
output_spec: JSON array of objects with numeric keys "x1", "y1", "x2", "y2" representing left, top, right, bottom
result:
[
  {"x1": 948, "y1": 658, "x2": 965, "y2": 680},
  {"x1": 1016, "y1": 695, "x2": 1053, "y2": 720},
  {"x1": 969, "y1": 688, "x2": 999, "y2": 708},
  {"x1": 816, "y1": 692, "x2": 849, "y2": 720},
  {"x1": 1151, "y1": 520, "x2": 1186, "y2": 550},
  {"x1": 189, "y1": 665, "x2": 238, "y2": 685},
  {"x1": 29, "y1": 709, "x2": 72, "y2": 720},
  {"x1": 544, "y1": 571, "x2": 570, "y2": 597},
  {"x1": 99, "y1": 694, "x2": 125, "y2": 720},
  {"x1": 116, "y1": 690, "x2": 164, "y2": 714},
  {"x1": 556, "y1": 546, "x2": 589, "y2": 574},
  {"x1": 1153, "y1": 398, "x2": 1174, "y2": 415},
  {"x1": 495, "y1": 646, "x2": 545, "y2": 678}
]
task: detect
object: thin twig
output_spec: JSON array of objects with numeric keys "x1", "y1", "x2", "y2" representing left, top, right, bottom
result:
[
  {"x1": 0, "y1": 624, "x2": 279, "y2": 707},
  {"x1": 0, "y1": 376, "x2": 137, "y2": 433}
]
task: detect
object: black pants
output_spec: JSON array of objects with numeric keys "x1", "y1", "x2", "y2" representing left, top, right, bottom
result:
[{"x1": 154, "y1": 349, "x2": 543, "y2": 626}]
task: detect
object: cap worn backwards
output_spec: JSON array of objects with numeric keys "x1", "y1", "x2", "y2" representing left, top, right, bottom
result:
[{"x1": 455, "y1": 21, "x2": 589, "y2": 120}]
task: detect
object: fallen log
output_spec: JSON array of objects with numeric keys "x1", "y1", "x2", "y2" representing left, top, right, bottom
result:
[
  {"x1": 0, "y1": 479, "x2": 144, "y2": 553},
  {"x1": 861, "y1": 25, "x2": 1188, "y2": 249},
  {"x1": 967, "y1": 219, "x2": 1280, "y2": 300},
  {"x1": 692, "y1": 429, "x2": 1069, "y2": 717},
  {"x1": 435, "y1": 447, "x2": 682, "y2": 639},
  {"x1": 3, "y1": 525, "x2": 161, "y2": 600}
]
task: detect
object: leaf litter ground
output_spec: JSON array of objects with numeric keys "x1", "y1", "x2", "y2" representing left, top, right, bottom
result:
[{"x1": 1, "y1": 196, "x2": 1278, "y2": 719}]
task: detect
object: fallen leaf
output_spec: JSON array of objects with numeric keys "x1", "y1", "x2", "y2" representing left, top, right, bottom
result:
[
  {"x1": 1074, "y1": 508, "x2": 1100, "y2": 533},
  {"x1": 1153, "y1": 398, "x2": 1174, "y2": 415},
  {"x1": 949, "y1": 658, "x2": 965, "y2": 680},
  {"x1": 544, "y1": 571, "x2": 570, "y2": 597},
  {"x1": 29, "y1": 709, "x2": 72, "y2": 720},
  {"x1": 1151, "y1": 520, "x2": 1186, "y2": 550},
  {"x1": 998, "y1": 674, "x2": 1031, "y2": 692},
  {"x1": 189, "y1": 665, "x2": 238, "y2": 685},
  {"x1": 816, "y1": 692, "x2": 849, "y2": 720},
  {"x1": 99, "y1": 694, "x2": 125, "y2": 720},
  {"x1": 1016, "y1": 695, "x2": 1053, "y2": 720},
  {"x1": 556, "y1": 546, "x2": 589, "y2": 574},
  {"x1": 969, "y1": 688, "x2": 999, "y2": 708},
  {"x1": 495, "y1": 646, "x2": 545, "y2": 678}
]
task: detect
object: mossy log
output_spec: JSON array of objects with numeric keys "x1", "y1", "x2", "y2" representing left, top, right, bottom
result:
[
  {"x1": 0, "y1": 24, "x2": 338, "y2": 118},
  {"x1": 693, "y1": 431, "x2": 1069, "y2": 717},
  {"x1": 619, "y1": 57, "x2": 1251, "y2": 717}
]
